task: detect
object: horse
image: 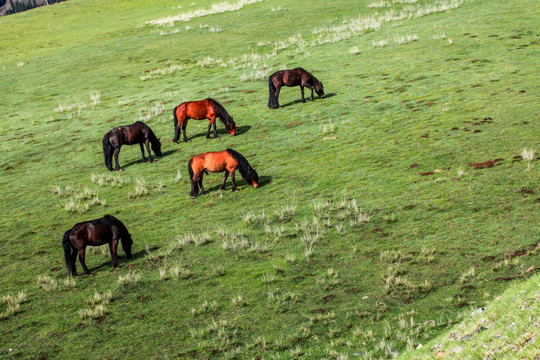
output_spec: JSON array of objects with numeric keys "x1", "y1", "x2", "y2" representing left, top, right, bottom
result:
[
  {"x1": 172, "y1": 98, "x2": 236, "y2": 144},
  {"x1": 188, "y1": 149, "x2": 259, "y2": 198},
  {"x1": 102, "y1": 121, "x2": 162, "y2": 171},
  {"x1": 268, "y1": 67, "x2": 325, "y2": 109},
  {"x1": 62, "y1": 215, "x2": 133, "y2": 276}
]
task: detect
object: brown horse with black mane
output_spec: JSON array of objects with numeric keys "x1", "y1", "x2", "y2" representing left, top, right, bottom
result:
[
  {"x1": 62, "y1": 215, "x2": 133, "y2": 276},
  {"x1": 188, "y1": 149, "x2": 259, "y2": 198},
  {"x1": 102, "y1": 121, "x2": 162, "y2": 171},
  {"x1": 268, "y1": 67, "x2": 325, "y2": 109},
  {"x1": 173, "y1": 98, "x2": 236, "y2": 143}
]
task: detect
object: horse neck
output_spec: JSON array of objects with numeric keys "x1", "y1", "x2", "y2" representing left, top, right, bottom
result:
[{"x1": 215, "y1": 102, "x2": 231, "y2": 126}]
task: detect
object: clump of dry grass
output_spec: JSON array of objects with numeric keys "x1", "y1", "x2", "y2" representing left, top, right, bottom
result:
[
  {"x1": 79, "y1": 291, "x2": 112, "y2": 320},
  {"x1": 118, "y1": 271, "x2": 142, "y2": 285},
  {"x1": 1, "y1": 291, "x2": 26, "y2": 318},
  {"x1": 37, "y1": 275, "x2": 58, "y2": 292}
]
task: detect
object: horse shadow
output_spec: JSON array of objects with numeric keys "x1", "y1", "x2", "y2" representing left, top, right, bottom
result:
[
  {"x1": 280, "y1": 92, "x2": 337, "y2": 108},
  {"x1": 201, "y1": 174, "x2": 272, "y2": 194},
  {"x1": 187, "y1": 125, "x2": 252, "y2": 142},
  {"x1": 90, "y1": 246, "x2": 159, "y2": 273},
  {"x1": 117, "y1": 149, "x2": 180, "y2": 170}
]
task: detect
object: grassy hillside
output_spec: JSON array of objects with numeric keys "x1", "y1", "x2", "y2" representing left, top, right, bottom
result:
[
  {"x1": 399, "y1": 275, "x2": 539, "y2": 360},
  {"x1": 0, "y1": 0, "x2": 538, "y2": 358}
]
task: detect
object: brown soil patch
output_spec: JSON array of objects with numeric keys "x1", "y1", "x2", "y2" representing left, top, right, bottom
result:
[
  {"x1": 451, "y1": 127, "x2": 459, "y2": 130},
  {"x1": 495, "y1": 277, "x2": 516, "y2": 282},
  {"x1": 420, "y1": 133, "x2": 429, "y2": 138},
  {"x1": 473, "y1": 129, "x2": 482, "y2": 133},
  {"x1": 468, "y1": 160, "x2": 496, "y2": 169},
  {"x1": 419, "y1": 171, "x2": 434, "y2": 176},
  {"x1": 409, "y1": 163, "x2": 419, "y2": 169},
  {"x1": 403, "y1": 296, "x2": 413, "y2": 304},
  {"x1": 345, "y1": 287, "x2": 359, "y2": 293},
  {"x1": 518, "y1": 188, "x2": 534, "y2": 195},
  {"x1": 323, "y1": 294, "x2": 336, "y2": 303},
  {"x1": 482, "y1": 255, "x2": 496, "y2": 262}
]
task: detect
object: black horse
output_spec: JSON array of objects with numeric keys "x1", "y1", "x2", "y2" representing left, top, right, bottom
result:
[
  {"x1": 102, "y1": 121, "x2": 162, "y2": 171},
  {"x1": 268, "y1": 67, "x2": 325, "y2": 109},
  {"x1": 62, "y1": 215, "x2": 133, "y2": 276}
]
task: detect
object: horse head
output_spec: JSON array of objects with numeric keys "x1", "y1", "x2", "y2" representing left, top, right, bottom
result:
[
  {"x1": 121, "y1": 232, "x2": 133, "y2": 259},
  {"x1": 227, "y1": 118, "x2": 237, "y2": 136},
  {"x1": 251, "y1": 169, "x2": 259, "y2": 188},
  {"x1": 315, "y1": 81, "x2": 325, "y2": 99},
  {"x1": 151, "y1": 138, "x2": 163, "y2": 156}
]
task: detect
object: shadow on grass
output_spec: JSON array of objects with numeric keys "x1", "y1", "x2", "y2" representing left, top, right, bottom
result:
[
  {"x1": 185, "y1": 125, "x2": 252, "y2": 142},
  {"x1": 279, "y1": 92, "x2": 337, "y2": 108},
  {"x1": 89, "y1": 246, "x2": 159, "y2": 274},
  {"x1": 118, "y1": 149, "x2": 180, "y2": 170},
  {"x1": 193, "y1": 174, "x2": 272, "y2": 195}
]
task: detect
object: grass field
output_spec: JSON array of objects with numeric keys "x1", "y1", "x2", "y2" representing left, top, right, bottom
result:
[{"x1": 0, "y1": 0, "x2": 538, "y2": 358}]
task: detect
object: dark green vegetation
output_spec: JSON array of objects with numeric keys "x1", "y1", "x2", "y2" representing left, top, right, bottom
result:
[{"x1": 0, "y1": 0, "x2": 538, "y2": 358}]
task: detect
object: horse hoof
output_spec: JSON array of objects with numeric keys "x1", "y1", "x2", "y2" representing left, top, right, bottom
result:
[
  {"x1": 185, "y1": 140, "x2": 192, "y2": 143},
  {"x1": 88, "y1": 273, "x2": 94, "y2": 277},
  {"x1": 118, "y1": 169, "x2": 124, "y2": 172},
  {"x1": 115, "y1": 267, "x2": 120, "y2": 270}
]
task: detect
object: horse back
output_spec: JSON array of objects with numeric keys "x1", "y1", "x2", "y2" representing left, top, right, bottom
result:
[
  {"x1": 185, "y1": 99, "x2": 215, "y2": 120},
  {"x1": 194, "y1": 150, "x2": 238, "y2": 173}
]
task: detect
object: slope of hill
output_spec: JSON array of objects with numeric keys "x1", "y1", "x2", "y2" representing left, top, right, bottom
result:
[
  {"x1": 399, "y1": 275, "x2": 538, "y2": 360},
  {"x1": 0, "y1": 0, "x2": 538, "y2": 358}
]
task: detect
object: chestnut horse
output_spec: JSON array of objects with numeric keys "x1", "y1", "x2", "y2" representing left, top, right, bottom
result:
[
  {"x1": 173, "y1": 98, "x2": 236, "y2": 143},
  {"x1": 188, "y1": 149, "x2": 259, "y2": 198},
  {"x1": 268, "y1": 67, "x2": 325, "y2": 109},
  {"x1": 62, "y1": 215, "x2": 133, "y2": 276},
  {"x1": 102, "y1": 121, "x2": 162, "y2": 171}
]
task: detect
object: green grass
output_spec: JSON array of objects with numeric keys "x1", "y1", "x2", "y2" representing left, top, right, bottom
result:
[
  {"x1": 0, "y1": 0, "x2": 539, "y2": 358},
  {"x1": 399, "y1": 275, "x2": 539, "y2": 360}
]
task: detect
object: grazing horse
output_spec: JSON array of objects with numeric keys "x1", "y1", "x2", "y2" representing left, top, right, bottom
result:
[
  {"x1": 102, "y1": 121, "x2": 162, "y2": 171},
  {"x1": 62, "y1": 215, "x2": 133, "y2": 276},
  {"x1": 268, "y1": 67, "x2": 325, "y2": 109},
  {"x1": 172, "y1": 98, "x2": 236, "y2": 144},
  {"x1": 188, "y1": 149, "x2": 259, "y2": 198}
]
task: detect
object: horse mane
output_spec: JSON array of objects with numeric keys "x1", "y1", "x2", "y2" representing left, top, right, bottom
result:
[
  {"x1": 135, "y1": 121, "x2": 161, "y2": 155},
  {"x1": 225, "y1": 149, "x2": 258, "y2": 185},
  {"x1": 103, "y1": 215, "x2": 132, "y2": 246},
  {"x1": 207, "y1": 98, "x2": 234, "y2": 130}
]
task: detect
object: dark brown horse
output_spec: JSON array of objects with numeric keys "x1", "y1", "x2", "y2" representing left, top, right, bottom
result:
[
  {"x1": 188, "y1": 149, "x2": 259, "y2": 198},
  {"x1": 62, "y1": 215, "x2": 133, "y2": 276},
  {"x1": 173, "y1": 98, "x2": 236, "y2": 144},
  {"x1": 268, "y1": 67, "x2": 325, "y2": 109},
  {"x1": 102, "y1": 121, "x2": 162, "y2": 171}
]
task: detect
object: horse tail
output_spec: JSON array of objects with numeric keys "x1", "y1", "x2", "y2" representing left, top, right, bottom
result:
[
  {"x1": 268, "y1": 75, "x2": 279, "y2": 109},
  {"x1": 62, "y1": 230, "x2": 74, "y2": 275},
  {"x1": 188, "y1": 158, "x2": 199, "y2": 196},
  {"x1": 226, "y1": 148, "x2": 258, "y2": 185},
  {"x1": 173, "y1": 106, "x2": 179, "y2": 131},
  {"x1": 102, "y1": 131, "x2": 113, "y2": 171}
]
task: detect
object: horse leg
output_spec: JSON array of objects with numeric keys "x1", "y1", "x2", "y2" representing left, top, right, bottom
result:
[
  {"x1": 144, "y1": 140, "x2": 154, "y2": 163},
  {"x1": 213, "y1": 119, "x2": 219, "y2": 139},
  {"x1": 70, "y1": 247, "x2": 79, "y2": 276},
  {"x1": 220, "y1": 171, "x2": 229, "y2": 190},
  {"x1": 230, "y1": 170, "x2": 239, "y2": 192},
  {"x1": 300, "y1": 86, "x2": 306, "y2": 103},
  {"x1": 275, "y1": 85, "x2": 282, "y2": 108},
  {"x1": 139, "y1": 143, "x2": 148, "y2": 162},
  {"x1": 182, "y1": 119, "x2": 191, "y2": 143},
  {"x1": 109, "y1": 240, "x2": 119, "y2": 269},
  {"x1": 206, "y1": 121, "x2": 212, "y2": 140},
  {"x1": 78, "y1": 247, "x2": 93, "y2": 276},
  {"x1": 199, "y1": 173, "x2": 206, "y2": 195},
  {"x1": 114, "y1": 147, "x2": 122, "y2": 171}
]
